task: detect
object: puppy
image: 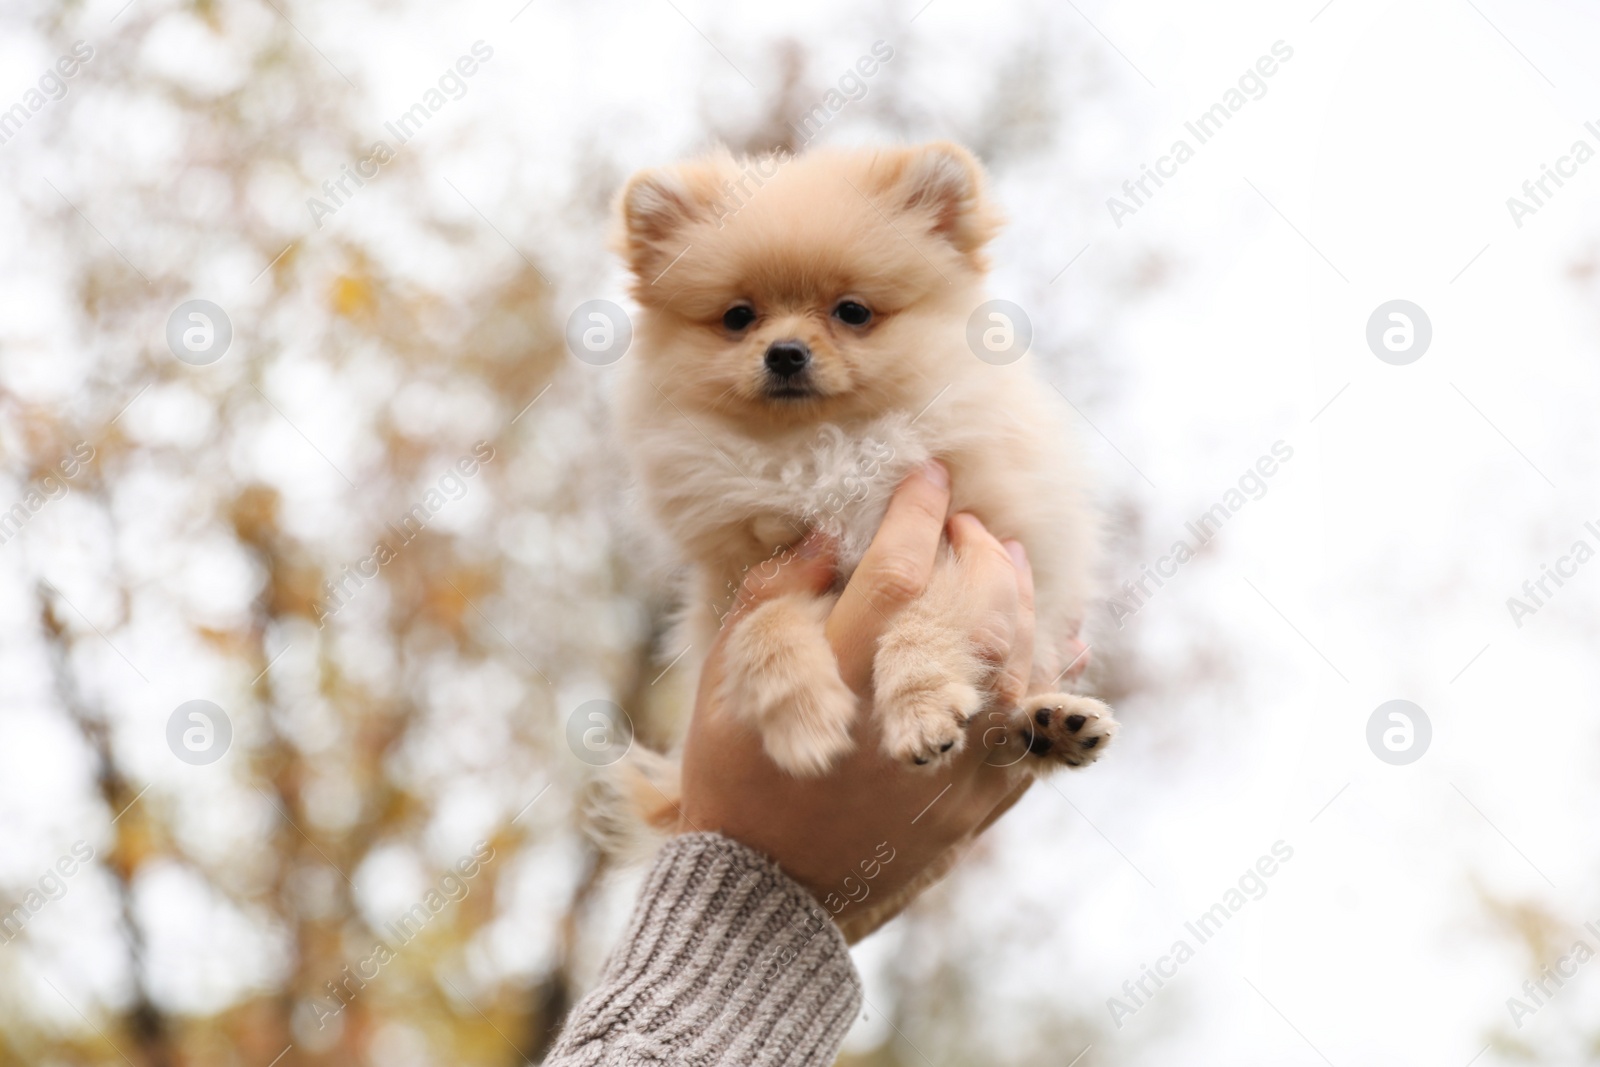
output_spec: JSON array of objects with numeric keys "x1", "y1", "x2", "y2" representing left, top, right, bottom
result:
[{"x1": 613, "y1": 141, "x2": 1116, "y2": 781}]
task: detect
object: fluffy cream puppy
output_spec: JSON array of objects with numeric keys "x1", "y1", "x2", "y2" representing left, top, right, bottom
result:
[{"x1": 614, "y1": 141, "x2": 1115, "y2": 779}]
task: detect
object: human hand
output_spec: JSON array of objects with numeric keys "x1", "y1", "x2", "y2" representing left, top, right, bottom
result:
[{"x1": 678, "y1": 461, "x2": 1040, "y2": 941}]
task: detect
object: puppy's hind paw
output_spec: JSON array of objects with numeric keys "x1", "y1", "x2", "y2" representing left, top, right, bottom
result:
[{"x1": 1014, "y1": 693, "x2": 1117, "y2": 769}]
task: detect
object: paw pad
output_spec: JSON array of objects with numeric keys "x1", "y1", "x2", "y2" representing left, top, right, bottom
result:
[{"x1": 1011, "y1": 694, "x2": 1117, "y2": 771}]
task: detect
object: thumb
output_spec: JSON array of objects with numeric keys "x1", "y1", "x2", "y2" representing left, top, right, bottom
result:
[{"x1": 719, "y1": 529, "x2": 838, "y2": 632}]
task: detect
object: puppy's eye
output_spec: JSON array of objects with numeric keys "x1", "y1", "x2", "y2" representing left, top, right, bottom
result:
[
  {"x1": 833, "y1": 300, "x2": 872, "y2": 326},
  {"x1": 723, "y1": 305, "x2": 756, "y2": 331}
]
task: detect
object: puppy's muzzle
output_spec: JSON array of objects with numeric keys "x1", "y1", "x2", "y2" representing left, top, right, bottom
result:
[{"x1": 763, "y1": 340, "x2": 811, "y2": 380}]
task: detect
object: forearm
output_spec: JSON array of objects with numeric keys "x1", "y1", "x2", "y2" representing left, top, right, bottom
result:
[{"x1": 543, "y1": 833, "x2": 862, "y2": 1067}]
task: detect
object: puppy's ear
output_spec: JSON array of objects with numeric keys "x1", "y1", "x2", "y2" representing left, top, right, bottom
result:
[
  {"x1": 613, "y1": 154, "x2": 730, "y2": 285},
  {"x1": 870, "y1": 141, "x2": 1002, "y2": 264}
]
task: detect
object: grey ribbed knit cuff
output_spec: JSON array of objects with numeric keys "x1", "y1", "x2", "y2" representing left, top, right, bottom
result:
[{"x1": 544, "y1": 833, "x2": 862, "y2": 1067}]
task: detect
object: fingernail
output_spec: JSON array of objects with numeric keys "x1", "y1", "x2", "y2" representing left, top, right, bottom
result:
[
  {"x1": 921, "y1": 459, "x2": 949, "y2": 488},
  {"x1": 1003, "y1": 539, "x2": 1028, "y2": 569}
]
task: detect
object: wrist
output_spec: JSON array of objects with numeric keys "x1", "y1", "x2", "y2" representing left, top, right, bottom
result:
[{"x1": 779, "y1": 839, "x2": 905, "y2": 940}]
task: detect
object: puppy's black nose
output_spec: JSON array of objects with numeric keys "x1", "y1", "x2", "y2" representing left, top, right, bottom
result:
[{"x1": 764, "y1": 341, "x2": 811, "y2": 378}]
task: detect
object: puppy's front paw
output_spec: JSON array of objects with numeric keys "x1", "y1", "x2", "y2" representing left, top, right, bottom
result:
[
  {"x1": 1014, "y1": 693, "x2": 1117, "y2": 768},
  {"x1": 757, "y1": 681, "x2": 858, "y2": 776},
  {"x1": 877, "y1": 679, "x2": 982, "y2": 769},
  {"x1": 721, "y1": 593, "x2": 857, "y2": 776}
]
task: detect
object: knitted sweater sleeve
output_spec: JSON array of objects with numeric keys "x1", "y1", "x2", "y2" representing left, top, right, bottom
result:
[{"x1": 542, "y1": 832, "x2": 863, "y2": 1067}]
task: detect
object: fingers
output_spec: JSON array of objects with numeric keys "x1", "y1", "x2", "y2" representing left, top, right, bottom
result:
[
  {"x1": 1058, "y1": 634, "x2": 1092, "y2": 681},
  {"x1": 946, "y1": 534, "x2": 1037, "y2": 837},
  {"x1": 847, "y1": 461, "x2": 951, "y2": 612},
  {"x1": 996, "y1": 540, "x2": 1036, "y2": 706},
  {"x1": 937, "y1": 515, "x2": 1033, "y2": 760},
  {"x1": 827, "y1": 461, "x2": 950, "y2": 687},
  {"x1": 946, "y1": 513, "x2": 1025, "y2": 695}
]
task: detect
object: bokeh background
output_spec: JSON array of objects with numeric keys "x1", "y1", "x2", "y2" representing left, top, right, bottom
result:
[{"x1": 3, "y1": 0, "x2": 1600, "y2": 1064}]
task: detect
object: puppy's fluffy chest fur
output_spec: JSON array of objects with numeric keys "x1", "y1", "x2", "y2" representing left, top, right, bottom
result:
[
  {"x1": 634, "y1": 409, "x2": 930, "y2": 580},
  {"x1": 624, "y1": 371, "x2": 1097, "y2": 651}
]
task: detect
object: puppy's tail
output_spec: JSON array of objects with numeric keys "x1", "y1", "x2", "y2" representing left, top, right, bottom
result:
[{"x1": 583, "y1": 746, "x2": 684, "y2": 864}]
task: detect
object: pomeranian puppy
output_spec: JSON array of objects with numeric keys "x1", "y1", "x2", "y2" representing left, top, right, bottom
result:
[{"x1": 613, "y1": 141, "x2": 1116, "y2": 781}]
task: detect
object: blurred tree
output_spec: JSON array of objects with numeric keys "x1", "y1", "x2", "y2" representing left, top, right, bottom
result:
[{"x1": 0, "y1": 1, "x2": 643, "y2": 1064}]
